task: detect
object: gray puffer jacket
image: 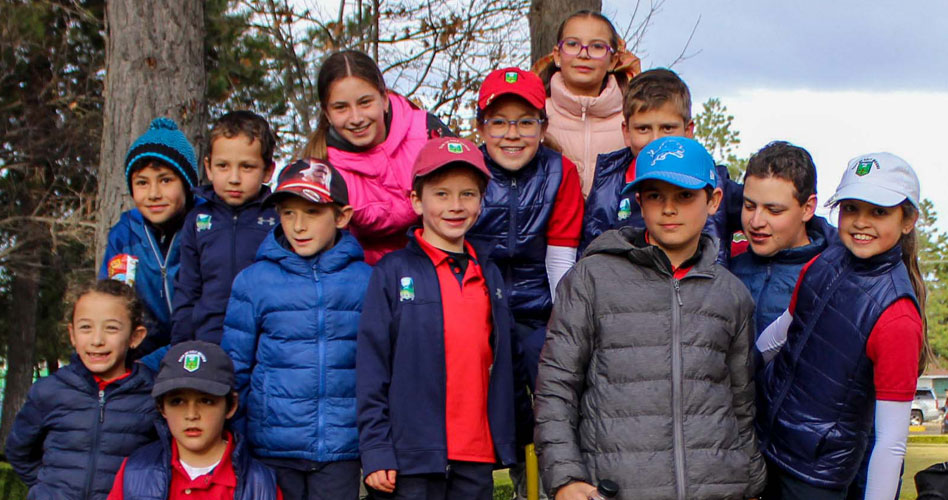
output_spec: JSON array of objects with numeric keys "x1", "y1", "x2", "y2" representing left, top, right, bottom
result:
[{"x1": 534, "y1": 227, "x2": 766, "y2": 500}]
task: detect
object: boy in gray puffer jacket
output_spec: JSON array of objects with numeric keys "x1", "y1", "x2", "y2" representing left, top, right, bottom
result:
[{"x1": 534, "y1": 137, "x2": 766, "y2": 500}]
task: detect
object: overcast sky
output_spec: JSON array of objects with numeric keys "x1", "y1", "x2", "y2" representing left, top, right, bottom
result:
[{"x1": 602, "y1": 0, "x2": 948, "y2": 231}]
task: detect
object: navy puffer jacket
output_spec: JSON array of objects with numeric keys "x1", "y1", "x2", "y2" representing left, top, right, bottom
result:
[
  {"x1": 4, "y1": 358, "x2": 157, "y2": 500},
  {"x1": 171, "y1": 185, "x2": 276, "y2": 344},
  {"x1": 580, "y1": 147, "x2": 741, "y2": 266},
  {"x1": 730, "y1": 216, "x2": 837, "y2": 335},
  {"x1": 222, "y1": 228, "x2": 370, "y2": 462}
]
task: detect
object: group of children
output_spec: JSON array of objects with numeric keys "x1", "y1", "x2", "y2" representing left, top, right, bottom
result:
[{"x1": 3, "y1": 9, "x2": 929, "y2": 500}]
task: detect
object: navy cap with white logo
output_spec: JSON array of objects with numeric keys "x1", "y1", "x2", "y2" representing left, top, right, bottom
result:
[{"x1": 152, "y1": 341, "x2": 235, "y2": 399}]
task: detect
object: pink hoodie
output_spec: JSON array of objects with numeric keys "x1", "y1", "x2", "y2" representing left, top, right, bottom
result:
[
  {"x1": 328, "y1": 93, "x2": 428, "y2": 264},
  {"x1": 545, "y1": 73, "x2": 626, "y2": 198}
]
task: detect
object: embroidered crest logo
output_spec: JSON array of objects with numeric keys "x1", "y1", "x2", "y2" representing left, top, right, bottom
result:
[
  {"x1": 196, "y1": 214, "x2": 212, "y2": 232},
  {"x1": 399, "y1": 277, "x2": 415, "y2": 301},
  {"x1": 505, "y1": 71, "x2": 518, "y2": 84},
  {"x1": 617, "y1": 198, "x2": 632, "y2": 221},
  {"x1": 855, "y1": 158, "x2": 877, "y2": 176},
  {"x1": 447, "y1": 142, "x2": 464, "y2": 154},
  {"x1": 178, "y1": 350, "x2": 207, "y2": 372}
]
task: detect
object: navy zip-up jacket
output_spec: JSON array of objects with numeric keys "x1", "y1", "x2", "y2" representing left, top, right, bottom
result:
[
  {"x1": 580, "y1": 147, "x2": 742, "y2": 266},
  {"x1": 356, "y1": 233, "x2": 521, "y2": 477},
  {"x1": 5, "y1": 357, "x2": 157, "y2": 500},
  {"x1": 171, "y1": 185, "x2": 276, "y2": 344}
]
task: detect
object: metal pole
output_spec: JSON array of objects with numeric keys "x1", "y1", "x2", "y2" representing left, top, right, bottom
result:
[{"x1": 526, "y1": 443, "x2": 539, "y2": 500}]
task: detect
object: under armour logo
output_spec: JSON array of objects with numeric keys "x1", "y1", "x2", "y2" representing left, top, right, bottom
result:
[
  {"x1": 495, "y1": 289, "x2": 503, "y2": 299},
  {"x1": 258, "y1": 217, "x2": 276, "y2": 226}
]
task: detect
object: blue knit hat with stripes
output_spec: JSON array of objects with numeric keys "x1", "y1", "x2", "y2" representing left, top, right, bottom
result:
[{"x1": 124, "y1": 117, "x2": 199, "y2": 192}]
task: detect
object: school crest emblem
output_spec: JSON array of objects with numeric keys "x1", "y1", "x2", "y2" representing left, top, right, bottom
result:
[
  {"x1": 178, "y1": 350, "x2": 207, "y2": 372},
  {"x1": 399, "y1": 277, "x2": 415, "y2": 301},
  {"x1": 855, "y1": 158, "x2": 877, "y2": 176},
  {"x1": 447, "y1": 142, "x2": 465, "y2": 154},
  {"x1": 617, "y1": 198, "x2": 632, "y2": 221},
  {"x1": 196, "y1": 214, "x2": 212, "y2": 231},
  {"x1": 505, "y1": 71, "x2": 518, "y2": 84}
]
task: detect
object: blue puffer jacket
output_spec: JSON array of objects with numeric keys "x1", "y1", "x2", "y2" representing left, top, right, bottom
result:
[
  {"x1": 468, "y1": 145, "x2": 564, "y2": 323},
  {"x1": 222, "y1": 228, "x2": 370, "y2": 462},
  {"x1": 99, "y1": 201, "x2": 204, "y2": 354},
  {"x1": 4, "y1": 357, "x2": 157, "y2": 500},
  {"x1": 357, "y1": 232, "x2": 523, "y2": 477},
  {"x1": 757, "y1": 243, "x2": 917, "y2": 488},
  {"x1": 120, "y1": 424, "x2": 279, "y2": 500},
  {"x1": 580, "y1": 147, "x2": 741, "y2": 266},
  {"x1": 171, "y1": 185, "x2": 276, "y2": 345},
  {"x1": 730, "y1": 216, "x2": 837, "y2": 335}
]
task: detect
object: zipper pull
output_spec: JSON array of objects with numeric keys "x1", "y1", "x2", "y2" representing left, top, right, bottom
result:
[
  {"x1": 674, "y1": 279, "x2": 683, "y2": 306},
  {"x1": 581, "y1": 105, "x2": 587, "y2": 122},
  {"x1": 98, "y1": 389, "x2": 106, "y2": 422},
  {"x1": 511, "y1": 178, "x2": 517, "y2": 188}
]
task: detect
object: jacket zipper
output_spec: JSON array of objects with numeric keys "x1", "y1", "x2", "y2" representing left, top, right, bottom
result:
[
  {"x1": 143, "y1": 220, "x2": 177, "y2": 314},
  {"x1": 231, "y1": 213, "x2": 239, "y2": 279},
  {"x1": 671, "y1": 278, "x2": 686, "y2": 500},
  {"x1": 314, "y1": 262, "x2": 327, "y2": 456},
  {"x1": 506, "y1": 177, "x2": 519, "y2": 286},
  {"x1": 582, "y1": 104, "x2": 591, "y2": 183},
  {"x1": 83, "y1": 388, "x2": 106, "y2": 499}
]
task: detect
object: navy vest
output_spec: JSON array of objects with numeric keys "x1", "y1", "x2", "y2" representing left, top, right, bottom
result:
[
  {"x1": 757, "y1": 242, "x2": 918, "y2": 488},
  {"x1": 468, "y1": 145, "x2": 564, "y2": 322},
  {"x1": 122, "y1": 430, "x2": 278, "y2": 500}
]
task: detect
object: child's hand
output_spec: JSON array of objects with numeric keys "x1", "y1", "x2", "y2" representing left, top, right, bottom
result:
[
  {"x1": 366, "y1": 469, "x2": 397, "y2": 493},
  {"x1": 554, "y1": 481, "x2": 597, "y2": 500}
]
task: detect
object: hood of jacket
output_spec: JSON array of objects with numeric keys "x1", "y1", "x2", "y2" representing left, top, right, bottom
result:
[
  {"x1": 549, "y1": 72, "x2": 624, "y2": 119},
  {"x1": 255, "y1": 226, "x2": 366, "y2": 275},
  {"x1": 584, "y1": 226, "x2": 720, "y2": 276}
]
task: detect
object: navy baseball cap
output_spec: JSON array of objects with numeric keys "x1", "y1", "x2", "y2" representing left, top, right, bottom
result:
[
  {"x1": 622, "y1": 137, "x2": 717, "y2": 193},
  {"x1": 152, "y1": 341, "x2": 235, "y2": 399}
]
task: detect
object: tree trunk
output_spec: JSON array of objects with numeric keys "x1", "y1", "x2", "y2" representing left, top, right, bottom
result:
[
  {"x1": 95, "y1": 0, "x2": 208, "y2": 268},
  {"x1": 528, "y1": 0, "x2": 602, "y2": 65},
  {"x1": 0, "y1": 249, "x2": 40, "y2": 445}
]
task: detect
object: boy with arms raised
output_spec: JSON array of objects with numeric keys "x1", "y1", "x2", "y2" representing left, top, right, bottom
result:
[
  {"x1": 172, "y1": 111, "x2": 277, "y2": 345},
  {"x1": 730, "y1": 141, "x2": 836, "y2": 334},
  {"x1": 581, "y1": 68, "x2": 741, "y2": 265},
  {"x1": 108, "y1": 341, "x2": 283, "y2": 499},
  {"x1": 357, "y1": 137, "x2": 521, "y2": 499},
  {"x1": 223, "y1": 158, "x2": 371, "y2": 499},
  {"x1": 534, "y1": 137, "x2": 766, "y2": 500}
]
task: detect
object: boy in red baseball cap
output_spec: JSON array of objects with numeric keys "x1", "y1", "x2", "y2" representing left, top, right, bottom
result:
[{"x1": 357, "y1": 137, "x2": 525, "y2": 499}]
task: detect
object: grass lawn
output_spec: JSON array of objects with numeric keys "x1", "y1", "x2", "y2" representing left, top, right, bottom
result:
[{"x1": 901, "y1": 442, "x2": 948, "y2": 499}]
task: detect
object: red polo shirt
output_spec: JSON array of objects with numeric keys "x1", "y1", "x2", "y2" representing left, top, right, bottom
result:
[{"x1": 416, "y1": 229, "x2": 496, "y2": 463}]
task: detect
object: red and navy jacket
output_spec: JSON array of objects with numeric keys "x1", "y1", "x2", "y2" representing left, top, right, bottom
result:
[
  {"x1": 580, "y1": 147, "x2": 742, "y2": 267},
  {"x1": 356, "y1": 232, "x2": 525, "y2": 477},
  {"x1": 171, "y1": 185, "x2": 276, "y2": 345},
  {"x1": 756, "y1": 242, "x2": 918, "y2": 488}
]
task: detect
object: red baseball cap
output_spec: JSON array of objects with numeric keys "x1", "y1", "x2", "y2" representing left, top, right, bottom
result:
[
  {"x1": 267, "y1": 158, "x2": 349, "y2": 206},
  {"x1": 411, "y1": 137, "x2": 491, "y2": 181},
  {"x1": 477, "y1": 67, "x2": 546, "y2": 111}
]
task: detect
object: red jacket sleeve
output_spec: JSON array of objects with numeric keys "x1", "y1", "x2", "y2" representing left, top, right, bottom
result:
[
  {"x1": 866, "y1": 298, "x2": 923, "y2": 401},
  {"x1": 546, "y1": 156, "x2": 584, "y2": 247}
]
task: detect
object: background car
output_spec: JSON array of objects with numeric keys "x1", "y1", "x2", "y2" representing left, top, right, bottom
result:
[{"x1": 912, "y1": 388, "x2": 940, "y2": 426}]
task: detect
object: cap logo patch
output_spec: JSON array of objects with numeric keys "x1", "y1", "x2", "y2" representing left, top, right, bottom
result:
[
  {"x1": 855, "y1": 158, "x2": 878, "y2": 176},
  {"x1": 179, "y1": 350, "x2": 207, "y2": 372},
  {"x1": 446, "y1": 142, "x2": 465, "y2": 154},
  {"x1": 196, "y1": 214, "x2": 212, "y2": 231},
  {"x1": 617, "y1": 198, "x2": 632, "y2": 221},
  {"x1": 399, "y1": 277, "x2": 415, "y2": 301},
  {"x1": 505, "y1": 71, "x2": 518, "y2": 83},
  {"x1": 301, "y1": 161, "x2": 332, "y2": 187},
  {"x1": 649, "y1": 140, "x2": 685, "y2": 166},
  {"x1": 709, "y1": 168, "x2": 716, "y2": 181}
]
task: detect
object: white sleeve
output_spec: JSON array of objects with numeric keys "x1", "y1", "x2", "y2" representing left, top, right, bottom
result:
[
  {"x1": 545, "y1": 245, "x2": 577, "y2": 302},
  {"x1": 864, "y1": 400, "x2": 911, "y2": 500},
  {"x1": 756, "y1": 308, "x2": 792, "y2": 363}
]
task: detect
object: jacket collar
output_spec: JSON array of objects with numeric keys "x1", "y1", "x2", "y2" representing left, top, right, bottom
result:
[
  {"x1": 193, "y1": 185, "x2": 272, "y2": 212},
  {"x1": 327, "y1": 92, "x2": 415, "y2": 161},
  {"x1": 258, "y1": 226, "x2": 365, "y2": 275},
  {"x1": 405, "y1": 226, "x2": 496, "y2": 267},
  {"x1": 549, "y1": 72, "x2": 624, "y2": 119},
  {"x1": 745, "y1": 215, "x2": 837, "y2": 266},
  {"x1": 61, "y1": 353, "x2": 151, "y2": 394},
  {"x1": 585, "y1": 226, "x2": 719, "y2": 277}
]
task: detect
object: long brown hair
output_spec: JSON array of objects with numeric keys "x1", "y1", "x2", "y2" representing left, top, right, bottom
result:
[
  {"x1": 299, "y1": 50, "x2": 387, "y2": 159},
  {"x1": 536, "y1": 10, "x2": 626, "y2": 95},
  {"x1": 900, "y1": 202, "x2": 931, "y2": 375}
]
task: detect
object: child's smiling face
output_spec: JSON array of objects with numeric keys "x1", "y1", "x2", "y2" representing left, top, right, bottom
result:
[
  {"x1": 837, "y1": 199, "x2": 915, "y2": 259},
  {"x1": 130, "y1": 163, "x2": 188, "y2": 226},
  {"x1": 68, "y1": 291, "x2": 146, "y2": 381},
  {"x1": 479, "y1": 95, "x2": 544, "y2": 172}
]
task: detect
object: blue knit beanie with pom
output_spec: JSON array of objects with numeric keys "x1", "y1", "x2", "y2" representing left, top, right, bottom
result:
[{"x1": 124, "y1": 117, "x2": 199, "y2": 192}]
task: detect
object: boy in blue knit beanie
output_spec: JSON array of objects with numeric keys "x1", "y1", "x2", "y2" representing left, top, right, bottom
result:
[{"x1": 99, "y1": 117, "x2": 201, "y2": 356}]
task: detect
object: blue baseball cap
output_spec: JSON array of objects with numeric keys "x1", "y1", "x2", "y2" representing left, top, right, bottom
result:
[{"x1": 622, "y1": 137, "x2": 717, "y2": 194}]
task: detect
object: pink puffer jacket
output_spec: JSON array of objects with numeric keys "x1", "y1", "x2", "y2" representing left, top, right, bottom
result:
[
  {"x1": 328, "y1": 93, "x2": 428, "y2": 264},
  {"x1": 545, "y1": 73, "x2": 626, "y2": 198}
]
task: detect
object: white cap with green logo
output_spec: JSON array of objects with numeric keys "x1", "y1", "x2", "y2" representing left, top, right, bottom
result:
[{"x1": 824, "y1": 152, "x2": 920, "y2": 209}]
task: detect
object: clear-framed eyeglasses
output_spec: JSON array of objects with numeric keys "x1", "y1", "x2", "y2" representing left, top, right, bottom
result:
[
  {"x1": 557, "y1": 38, "x2": 615, "y2": 59},
  {"x1": 482, "y1": 118, "x2": 545, "y2": 138}
]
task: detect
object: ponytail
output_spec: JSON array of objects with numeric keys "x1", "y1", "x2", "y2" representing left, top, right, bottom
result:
[{"x1": 900, "y1": 202, "x2": 930, "y2": 375}]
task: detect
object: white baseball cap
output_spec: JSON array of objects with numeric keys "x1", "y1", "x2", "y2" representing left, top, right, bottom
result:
[{"x1": 824, "y1": 152, "x2": 920, "y2": 209}]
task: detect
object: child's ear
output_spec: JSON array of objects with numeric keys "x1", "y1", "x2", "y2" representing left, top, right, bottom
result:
[
  {"x1": 410, "y1": 190, "x2": 423, "y2": 216},
  {"x1": 621, "y1": 120, "x2": 633, "y2": 148},
  {"x1": 263, "y1": 161, "x2": 276, "y2": 183},
  {"x1": 901, "y1": 208, "x2": 919, "y2": 235},
  {"x1": 203, "y1": 156, "x2": 212, "y2": 180},
  {"x1": 706, "y1": 187, "x2": 724, "y2": 215},
  {"x1": 684, "y1": 120, "x2": 696, "y2": 139},
  {"x1": 801, "y1": 194, "x2": 817, "y2": 222},
  {"x1": 129, "y1": 325, "x2": 147, "y2": 350},
  {"x1": 67, "y1": 323, "x2": 77, "y2": 349},
  {"x1": 225, "y1": 391, "x2": 239, "y2": 419},
  {"x1": 334, "y1": 205, "x2": 354, "y2": 229}
]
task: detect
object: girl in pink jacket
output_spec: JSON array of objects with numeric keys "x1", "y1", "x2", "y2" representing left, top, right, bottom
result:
[
  {"x1": 301, "y1": 50, "x2": 453, "y2": 264},
  {"x1": 534, "y1": 11, "x2": 640, "y2": 198}
]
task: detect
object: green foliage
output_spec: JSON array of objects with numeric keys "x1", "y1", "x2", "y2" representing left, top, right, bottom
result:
[
  {"x1": 694, "y1": 98, "x2": 748, "y2": 180},
  {"x1": 918, "y1": 200, "x2": 948, "y2": 366},
  {"x1": 0, "y1": 462, "x2": 27, "y2": 500}
]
